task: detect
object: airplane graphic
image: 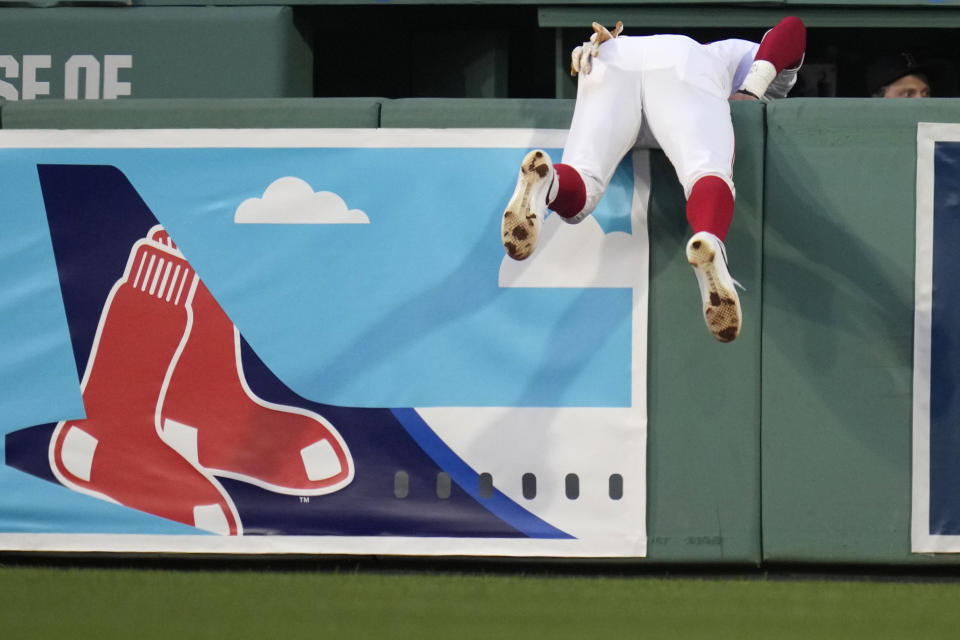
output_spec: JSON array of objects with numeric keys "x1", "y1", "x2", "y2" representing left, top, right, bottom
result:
[{"x1": 0, "y1": 132, "x2": 647, "y2": 556}]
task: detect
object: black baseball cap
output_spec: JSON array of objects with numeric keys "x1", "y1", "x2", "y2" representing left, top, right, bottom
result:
[{"x1": 866, "y1": 52, "x2": 931, "y2": 96}]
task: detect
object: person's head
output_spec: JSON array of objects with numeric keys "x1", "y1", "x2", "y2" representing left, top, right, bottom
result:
[
  {"x1": 880, "y1": 72, "x2": 931, "y2": 98},
  {"x1": 867, "y1": 52, "x2": 932, "y2": 98}
]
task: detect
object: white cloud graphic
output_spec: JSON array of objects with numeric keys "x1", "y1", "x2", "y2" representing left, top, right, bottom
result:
[
  {"x1": 498, "y1": 213, "x2": 645, "y2": 288},
  {"x1": 235, "y1": 176, "x2": 369, "y2": 224}
]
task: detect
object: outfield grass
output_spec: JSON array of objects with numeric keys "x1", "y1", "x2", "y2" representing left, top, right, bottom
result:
[{"x1": 2, "y1": 566, "x2": 959, "y2": 639}]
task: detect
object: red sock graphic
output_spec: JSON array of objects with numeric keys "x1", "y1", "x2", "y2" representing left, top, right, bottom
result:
[
  {"x1": 49, "y1": 239, "x2": 241, "y2": 535},
  {"x1": 149, "y1": 228, "x2": 353, "y2": 496}
]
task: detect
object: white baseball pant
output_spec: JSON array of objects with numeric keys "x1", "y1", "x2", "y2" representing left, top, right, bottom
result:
[{"x1": 562, "y1": 34, "x2": 738, "y2": 217}]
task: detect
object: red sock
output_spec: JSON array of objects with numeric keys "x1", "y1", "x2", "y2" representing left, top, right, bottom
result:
[
  {"x1": 551, "y1": 163, "x2": 587, "y2": 219},
  {"x1": 151, "y1": 228, "x2": 353, "y2": 496},
  {"x1": 50, "y1": 239, "x2": 241, "y2": 535},
  {"x1": 686, "y1": 176, "x2": 735, "y2": 242},
  {"x1": 756, "y1": 16, "x2": 806, "y2": 71}
]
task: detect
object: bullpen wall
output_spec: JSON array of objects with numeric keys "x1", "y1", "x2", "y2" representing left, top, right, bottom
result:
[{"x1": 0, "y1": 7, "x2": 311, "y2": 100}]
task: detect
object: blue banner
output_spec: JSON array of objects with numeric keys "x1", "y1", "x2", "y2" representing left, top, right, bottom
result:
[
  {"x1": 0, "y1": 129, "x2": 647, "y2": 556},
  {"x1": 913, "y1": 124, "x2": 960, "y2": 553}
]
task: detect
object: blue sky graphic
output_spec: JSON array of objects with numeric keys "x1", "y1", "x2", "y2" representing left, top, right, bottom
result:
[{"x1": 0, "y1": 145, "x2": 635, "y2": 416}]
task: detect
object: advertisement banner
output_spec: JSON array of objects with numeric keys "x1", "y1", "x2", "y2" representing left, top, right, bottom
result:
[
  {"x1": 913, "y1": 122, "x2": 960, "y2": 553},
  {"x1": 0, "y1": 129, "x2": 648, "y2": 556}
]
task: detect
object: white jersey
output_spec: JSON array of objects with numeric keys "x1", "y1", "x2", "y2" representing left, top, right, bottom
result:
[
  {"x1": 705, "y1": 37, "x2": 800, "y2": 99},
  {"x1": 703, "y1": 39, "x2": 759, "y2": 96}
]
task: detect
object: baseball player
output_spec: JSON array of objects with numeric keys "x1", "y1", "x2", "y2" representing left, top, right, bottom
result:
[{"x1": 502, "y1": 17, "x2": 806, "y2": 342}]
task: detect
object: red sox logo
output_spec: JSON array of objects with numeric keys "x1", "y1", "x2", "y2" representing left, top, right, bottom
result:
[{"x1": 49, "y1": 226, "x2": 353, "y2": 535}]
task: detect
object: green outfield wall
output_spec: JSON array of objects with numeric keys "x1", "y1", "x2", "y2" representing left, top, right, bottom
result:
[
  {"x1": 762, "y1": 99, "x2": 960, "y2": 565},
  {"x1": 0, "y1": 98, "x2": 381, "y2": 128},
  {"x1": 1, "y1": 97, "x2": 958, "y2": 566}
]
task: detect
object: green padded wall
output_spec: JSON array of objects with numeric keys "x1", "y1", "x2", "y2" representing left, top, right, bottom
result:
[
  {"x1": 763, "y1": 98, "x2": 960, "y2": 564},
  {"x1": 0, "y1": 98, "x2": 382, "y2": 129},
  {"x1": 644, "y1": 102, "x2": 763, "y2": 564},
  {"x1": 379, "y1": 98, "x2": 577, "y2": 130},
  {"x1": 647, "y1": 103, "x2": 764, "y2": 563},
  {"x1": 0, "y1": 7, "x2": 311, "y2": 99},
  {"x1": 382, "y1": 97, "x2": 765, "y2": 563}
]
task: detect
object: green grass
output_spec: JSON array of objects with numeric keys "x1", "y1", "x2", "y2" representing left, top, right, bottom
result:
[{"x1": 1, "y1": 566, "x2": 959, "y2": 639}]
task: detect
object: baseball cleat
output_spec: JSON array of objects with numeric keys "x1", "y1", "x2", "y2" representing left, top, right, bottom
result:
[
  {"x1": 686, "y1": 231, "x2": 742, "y2": 343},
  {"x1": 502, "y1": 149, "x2": 555, "y2": 260}
]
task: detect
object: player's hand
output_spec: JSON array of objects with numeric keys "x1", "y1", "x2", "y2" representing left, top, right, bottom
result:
[{"x1": 570, "y1": 21, "x2": 623, "y2": 76}]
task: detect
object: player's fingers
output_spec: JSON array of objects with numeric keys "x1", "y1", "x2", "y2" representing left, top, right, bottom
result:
[
  {"x1": 592, "y1": 21, "x2": 622, "y2": 44},
  {"x1": 571, "y1": 40, "x2": 597, "y2": 75},
  {"x1": 587, "y1": 33, "x2": 601, "y2": 59},
  {"x1": 570, "y1": 45, "x2": 582, "y2": 75}
]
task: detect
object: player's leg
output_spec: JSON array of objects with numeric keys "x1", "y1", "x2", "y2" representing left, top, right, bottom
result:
[
  {"x1": 501, "y1": 149, "x2": 556, "y2": 260},
  {"x1": 641, "y1": 62, "x2": 742, "y2": 342},
  {"x1": 501, "y1": 38, "x2": 643, "y2": 260},
  {"x1": 559, "y1": 37, "x2": 645, "y2": 222},
  {"x1": 685, "y1": 224, "x2": 741, "y2": 343}
]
